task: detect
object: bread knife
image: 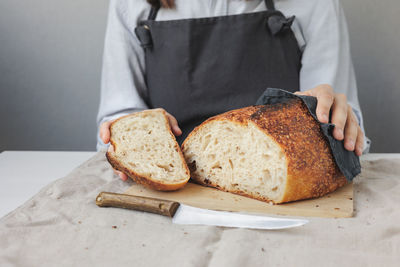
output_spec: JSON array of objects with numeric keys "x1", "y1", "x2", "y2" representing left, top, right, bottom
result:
[{"x1": 96, "y1": 192, "x2": 308, "y2": 230}]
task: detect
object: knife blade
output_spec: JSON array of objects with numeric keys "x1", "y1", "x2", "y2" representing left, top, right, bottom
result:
[{"x1": 96, "y1": 192, "x2": 308, "y2": 230}]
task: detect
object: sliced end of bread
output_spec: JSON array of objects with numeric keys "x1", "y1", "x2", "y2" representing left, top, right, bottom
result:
[
  {"x1": 106, "y1": 109, "x2": 190, "y2": 191},
  {"x1": 182, "y1": 119, "x2": 287, "y2": 203}
]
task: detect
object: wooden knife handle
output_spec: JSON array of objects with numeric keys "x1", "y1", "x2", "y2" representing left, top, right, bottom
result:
[{"x1": 96, "y1": 192, "x2": 180, "y2": 217}]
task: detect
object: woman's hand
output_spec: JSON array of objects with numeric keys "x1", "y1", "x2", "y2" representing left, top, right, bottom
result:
[
  {"x1": 99, "y1": 109, "x2": 182, "y2": 181},
  {"x1": 295, "y1": 84, "x2": 364, "y2": 156}
]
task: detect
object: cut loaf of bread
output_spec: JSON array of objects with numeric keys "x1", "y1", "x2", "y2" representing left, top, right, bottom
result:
[
  {"x1": 181, "y1": 98, "x2": 347, "y2": 204},
  {"x1": 106, "y1": 109, "x2": 190, "y2": 191}
]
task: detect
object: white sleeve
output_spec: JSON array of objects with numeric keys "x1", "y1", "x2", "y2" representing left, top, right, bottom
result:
[
  {"x1": 297, "y1": 0, "x2": 370, "y2": 153},
  {"x1": 96, "y1": 0, "x2": 150, "y2": 151}
]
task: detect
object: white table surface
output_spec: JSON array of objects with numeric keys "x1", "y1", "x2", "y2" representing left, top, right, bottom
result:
[
  {"x1": 0, "y1": 151, "x2": 397, "y2": 219},
  {"x1": 0, "y1": 151, "x2": 96, "y2": 218}
]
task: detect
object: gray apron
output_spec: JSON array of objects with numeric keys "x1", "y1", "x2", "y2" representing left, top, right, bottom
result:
[{"x1": 135, "y1": 0, "x2": 301, "y2": 143}]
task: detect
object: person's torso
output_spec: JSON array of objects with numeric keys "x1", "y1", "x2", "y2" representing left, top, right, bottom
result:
[{"x1": 134, "y1": 0, "x2": 303, "y2": 142}]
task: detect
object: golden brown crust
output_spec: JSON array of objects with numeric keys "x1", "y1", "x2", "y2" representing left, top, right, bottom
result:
[
  {"x1": 182, "y1": 99, "x2": 347, "y2": 203},
  {"x1": 107, "y1": 109, "x2": 190, "y2": 191}
]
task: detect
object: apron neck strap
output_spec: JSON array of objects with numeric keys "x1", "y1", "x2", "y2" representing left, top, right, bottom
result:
[
  {"x1": 148, "y1": 0, "x2": 275, "y2": 21},
  {"x1": 148, "y1": 4, "x2": 160, "y2": 20},
  {"x1": 264, "y1": 0, "x2": 276, "y2": 10}
]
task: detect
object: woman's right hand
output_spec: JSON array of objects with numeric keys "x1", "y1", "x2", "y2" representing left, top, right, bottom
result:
[{"x1": 99, "y1": 109, "x2": 182, "y2": 181}]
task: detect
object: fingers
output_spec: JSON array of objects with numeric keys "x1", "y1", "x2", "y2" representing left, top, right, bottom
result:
[
  {"x1": 343, "y1": 106, "x2": 357, "y2": 151},
  {"x1": 343, "y1": 107, "x2": 364, "y2": 156},
  {"x1": 297, "y1": 86, "x2": 346, "y2": 140},
  {"x1": 114, "y1": 169, "x2": 128, "y2": 181},
  {"x1": 166, "y1": 112, "x2": 182, "y2": 136},
  {"x1": 313, "y1": 86, "x2": 334, "y2": 124},
  {"x1": 297, "y1": 85, "x2": 364, "y2": 155},
  {"x1": 295, "y1": 85, "x2": 334, "y2": 123},
  {"x1": 355, "y1": 125, "x2": 364, "y2": 156},
  {"x1": 100, "y1": 120, "x2": 115, "y2": 144},
  {"x1": 331, "y1": 94, "x2": 348, "y2": 140},
  {"x1": 294, "y1": 91, "x2": 312, "y2": 96}
]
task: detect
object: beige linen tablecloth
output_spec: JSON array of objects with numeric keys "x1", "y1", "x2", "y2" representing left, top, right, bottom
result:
[{"x1": 1, "y1": 152, "x2": 399, "y2": 267}]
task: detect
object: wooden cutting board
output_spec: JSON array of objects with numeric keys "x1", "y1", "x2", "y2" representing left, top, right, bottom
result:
[{"x1": 124, "y1": 182, "x2": 353, "y2": 218}]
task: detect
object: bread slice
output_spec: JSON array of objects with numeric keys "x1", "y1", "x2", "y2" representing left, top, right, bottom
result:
[
  {"x1": 181, "y1": 98, "x2": 347, "y2": 204},
  {"x1": 106, "y1": 109, "x2": 190, "y2": 191}
]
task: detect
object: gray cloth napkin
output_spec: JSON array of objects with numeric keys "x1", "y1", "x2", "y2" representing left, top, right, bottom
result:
[{"x1": 256, "y1": 88, "x2": 361, "y2": 181}]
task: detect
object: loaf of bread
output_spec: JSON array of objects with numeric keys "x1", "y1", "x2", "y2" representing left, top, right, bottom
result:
[
  {"x1": 106, "y1": 109, "x2": 190, "y2": 191},
  {"x1": 181, "y1": 98, "x2": 347, "y2": 204}
]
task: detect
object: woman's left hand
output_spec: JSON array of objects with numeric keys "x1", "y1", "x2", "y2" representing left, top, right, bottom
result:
[{"x1": 295, "y1": 84, "x2": 364, "y2": 156}]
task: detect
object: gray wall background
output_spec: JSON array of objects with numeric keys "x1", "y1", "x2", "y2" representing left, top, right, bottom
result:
[
  {"x1": 0, "y1": 0, "x2": 108, "y2": 151},
  {"x1": 0, "y1": 0, "x2": 399, "y2": 152}
]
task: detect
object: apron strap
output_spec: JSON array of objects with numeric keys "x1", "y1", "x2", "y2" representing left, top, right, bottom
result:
[
  {"x1": 264, "y1": 0, "x2": 276, "y2": 10},
  {"x1": 148, "y1": 3, "x2": 160, "y2": 20},
  {"x1": 136, "y1": 1, "x2": 159, "y2": 49}
]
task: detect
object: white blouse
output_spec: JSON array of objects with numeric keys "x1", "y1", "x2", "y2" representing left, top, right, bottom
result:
[{"x1": 96, "y1": 0, "x2": 370, "y2": 152}]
